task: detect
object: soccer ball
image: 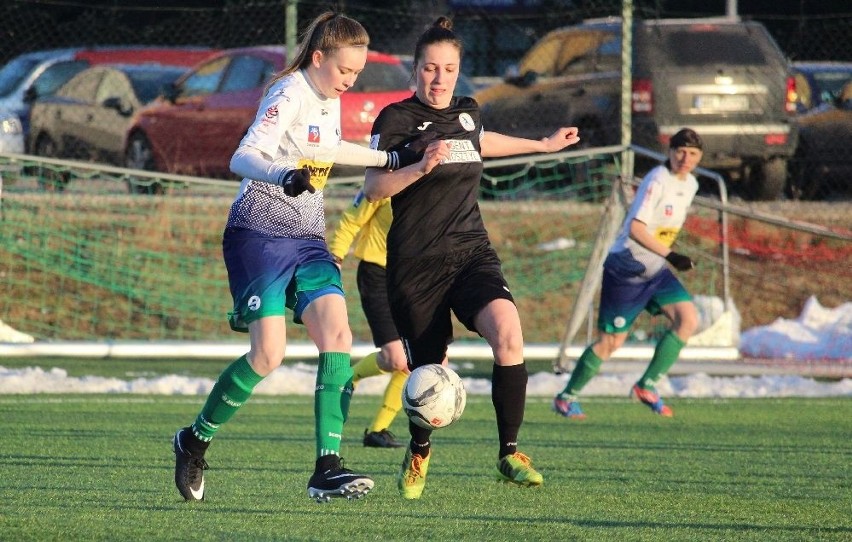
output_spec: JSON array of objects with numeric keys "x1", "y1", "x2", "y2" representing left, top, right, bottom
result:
[{"x1": 402, "y1": 364, "x2": 467, "y2": 429}]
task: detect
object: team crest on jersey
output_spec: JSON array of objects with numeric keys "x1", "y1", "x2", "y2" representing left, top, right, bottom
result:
[
  {"x1": 308, "y1": 125, "x2": 320, "y2": 144},
  {"x1": 265, "y1": 105, "x2": 278, "y2": 119},
  {"x1": 458, "y1": 112, "x2": 475, "y2": 131},
  {"x1": 665, "y1": 204, "x2": 673, "y2": 216}
]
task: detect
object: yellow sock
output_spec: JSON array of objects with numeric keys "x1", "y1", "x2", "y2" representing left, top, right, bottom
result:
[
  {"x1": 351, "y1": 351, "x2": 384, "y2": 384},
  {"x1": 369, "y1": 370, "x2": 407, "y2": 432}
]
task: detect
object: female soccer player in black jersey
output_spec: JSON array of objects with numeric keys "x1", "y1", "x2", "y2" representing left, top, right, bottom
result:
[{"x1": 364, "y1": 17, "x2": 581, "y2": 499}]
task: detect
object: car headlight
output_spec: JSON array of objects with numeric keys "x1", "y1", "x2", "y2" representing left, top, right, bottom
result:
[{"x1": 0, "y1": 113, "x2": 23, "y2": 135}]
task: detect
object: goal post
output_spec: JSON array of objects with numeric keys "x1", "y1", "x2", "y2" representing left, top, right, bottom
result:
[{"x1": 553, "y1": 173, "x2": 630, "y2": 373}]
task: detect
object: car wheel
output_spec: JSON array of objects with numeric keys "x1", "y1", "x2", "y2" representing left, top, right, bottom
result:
[
  {"x1": 125, "y1": 132, "x2": 163, "y2": 194},
  {"x1": 34, "y1": 135, "x2": 70, "y2": 192},
  {"x1": 747, "y1": 157, "x2": 787, "y2": 200}
]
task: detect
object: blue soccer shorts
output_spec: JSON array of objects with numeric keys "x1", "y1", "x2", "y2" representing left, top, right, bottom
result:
[
  {"x1": 222, "y1": 228, "x2": 343, "y2": 332},
  {"x1": 597, "y1": 264, "x2": 692, "y2": 334}
]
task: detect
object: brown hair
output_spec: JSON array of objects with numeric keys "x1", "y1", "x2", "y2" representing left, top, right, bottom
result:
[
  {"x1": 265, "y1": 11, "x2": 369, "y2": 93},
  {"x1": 669, "y1": 128, "x2": 703, "y2": 150},
  {"x1": 665, "y1": 127, "x2": 703, "y2": 170},
  {"x1": 412, "y1": 16, "x2": 463, "y2": 70}
]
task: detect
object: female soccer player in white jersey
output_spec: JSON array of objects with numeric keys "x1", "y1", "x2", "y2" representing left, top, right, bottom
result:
[
  {"x1": 171, "y1": 11, "x2": 416, "y2": 503},
  {"x1": 363, "y1": 17, "x2": 581, "y2": 499},
  {"x1": 553, "y1": 128, "x2": 704, "y2": 420}
]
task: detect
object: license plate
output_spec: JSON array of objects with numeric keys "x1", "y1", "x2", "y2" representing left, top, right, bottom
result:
[{"x1": 694, "y1": 94, "x2": 749, "y2": 111}]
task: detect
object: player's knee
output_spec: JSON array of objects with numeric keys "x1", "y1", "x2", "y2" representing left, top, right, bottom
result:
[
  {"x1": 249, "y1": 346, "x2": 285, "y2": 376},
  {"x1": 595, "y1": 333, "x2": 626, "y2": 358},
  {"x1": 327, "y1": 326, "x2": 353, "y2": 351},
  {"x1": 489, "y1": 329, "x2": 524, "y2": 362},
  {"x1": 676, "y1": 304, "x2": 700, "y2": 338}
]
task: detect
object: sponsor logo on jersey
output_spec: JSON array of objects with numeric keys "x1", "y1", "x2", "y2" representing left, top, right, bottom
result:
[
  {"x1": 308, "y1": 125, "x2": 320, "y2": 143},
  {"x1": 442, "y1": 139, "x2": 481, "y2": 163},
  {"x1": 665, "y1": 204, "x2": 673, "y2": 216},
  {"x1": 300, "y1": 159, "x2": 334, "y2": 191},
  {"x1": 459, "y1": 112, "x2": 475, "y2": 131},
  {"x1": 416, "y1": 121, "x2": 433, "y2": 131},
  {"x1": 258, "y1": 104, "x2": 279, "y2": 134},
  {"x1": 369, "y1": 134, "x2": 380, "y2": 150},
  {"x1": 654, "y1": 226, "x2": 679, "y2": 247}
]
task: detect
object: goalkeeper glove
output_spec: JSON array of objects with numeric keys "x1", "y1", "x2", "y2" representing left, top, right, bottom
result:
[
  {"x1": 665, "y1": 251, "x2": 694, "y2": 271},
  {"x1": 278, "y1": 167, "x2": 315, "y2": 197}
]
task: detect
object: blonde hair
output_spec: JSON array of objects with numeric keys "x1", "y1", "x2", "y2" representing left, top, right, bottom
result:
[{"x1": 265, "y1": 11, "x2": 369, "y2": 93}]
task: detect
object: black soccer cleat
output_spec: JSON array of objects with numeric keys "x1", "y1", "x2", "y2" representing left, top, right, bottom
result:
[
  {"x1": 363, "y1": 428, "x2": 404, "y2": 448},
  {"x1": 307, "y1": 456, "x2": 374, "y2": 503},
  {"x1": 173, "y1": 427, "x2": 209, "y2": 502}
]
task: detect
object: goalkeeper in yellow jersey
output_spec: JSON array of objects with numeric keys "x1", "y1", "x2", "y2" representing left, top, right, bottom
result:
[
  {"x1": 328, "y1": 190, "x2": 407, "y2": 448},
  {"x1": 553, "y1": 128, "x2": 704, "y2": 419}
]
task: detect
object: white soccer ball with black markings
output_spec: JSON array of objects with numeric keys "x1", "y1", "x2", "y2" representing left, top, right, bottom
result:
[{"x1": 402, "y1": 364, "x2": 467, "y2": 429}]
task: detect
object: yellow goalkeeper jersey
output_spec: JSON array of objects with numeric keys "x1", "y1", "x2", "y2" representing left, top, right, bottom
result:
[{"x1": 328, "y1": 189, "x2": 390, "y2": 268}]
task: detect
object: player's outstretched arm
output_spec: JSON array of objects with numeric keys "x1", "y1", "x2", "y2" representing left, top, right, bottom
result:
[{"x1": 480, "y1": 127, "x2": 580, "y2": 158}]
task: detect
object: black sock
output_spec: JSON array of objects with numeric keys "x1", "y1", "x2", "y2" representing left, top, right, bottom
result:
[
  {"x1": 409, "y1": 420, "x2": 432, "y2": 457},
  {"x1": 492, "y1": 363, "x2": 527, "y2": 458}
]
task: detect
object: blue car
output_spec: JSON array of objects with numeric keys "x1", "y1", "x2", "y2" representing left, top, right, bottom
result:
[
  {"x1": 792, "y1": 61, "x2": 852, "y2": 114},
  {"x1": 788, "y1": 62, "x2": 852, "y2": 199}
]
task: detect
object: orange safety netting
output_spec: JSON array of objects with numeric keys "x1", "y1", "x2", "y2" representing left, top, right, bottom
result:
[{"x1": 684, "y1": 215, "x2": 852, "y2": 265}]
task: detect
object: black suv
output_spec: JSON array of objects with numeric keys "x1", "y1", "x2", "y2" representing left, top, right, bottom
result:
[{"x1": 475, "y1": 17, "x2": 799, "y2": 199}]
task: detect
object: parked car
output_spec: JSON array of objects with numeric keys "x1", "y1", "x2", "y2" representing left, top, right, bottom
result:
[
  {"x1": 0, "y1": 48, "x2": 80, "y2": 154},
  {"x1": 28, "y1": 63, "x2": 188, "y2": 189},
  {"x1": 125, "y1": 46, "x2": 414, "y2": 178},
  {"x1": 788, "y1": 78, "x2": 852, "y2": 199},
  {"x1": 0, "y1": 110, "x2": 24, "y2": 154},
  {"x1": 474, "y1": 17, "x2": 799, "y2": 200},
  {"x1": 791, "y1": 61, "x2": 852, "y2": 113},
  {"x1": 0, "y1": 46, "x2": 216, "y2": 153}
]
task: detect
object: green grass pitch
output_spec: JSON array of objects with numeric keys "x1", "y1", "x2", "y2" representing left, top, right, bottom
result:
[{"x1": 1, "y1": 394, "x2": 849, "y2": 541}]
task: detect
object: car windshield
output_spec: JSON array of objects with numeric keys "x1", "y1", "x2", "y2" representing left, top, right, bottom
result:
[
  {"x1": 351, "y1": 62, "x2": 410, "y2": 92},
  {"x1": 128, "y1": 68, "x2": 186, "y2": 103},
  {"x1": 811, "y1": 70, "x2": 852, "y2": 103},
  {"x1": 663, "y1": 30, "x2": 767, "y2": 67},
  {"x1": 0, "y1": 56, "x2": 42, "y2": 97},
  {"x1": 30, "y1": 60, "x2": 90, "y2": 99}
]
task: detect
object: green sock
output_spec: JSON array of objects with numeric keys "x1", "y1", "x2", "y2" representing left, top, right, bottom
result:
[
  {"x1": 315, "y1": 352, "x2": 353, "y2": 458},
  {"x1": 557, "y1": 346, "x2": 603, "y2": 399},
  {"x1": 350, "y1": 351, "x2": 385, "y2": 385},
  {"x1": 638, "y1": 330, "x2": 686, "y2": 389},
  {"x1": 193, "y1": 354, "x2": 263, "y2": 442}
]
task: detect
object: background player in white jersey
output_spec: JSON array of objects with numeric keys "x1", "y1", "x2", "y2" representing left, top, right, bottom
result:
[
  {"x1": 553, "y1": 128, "x2": 704, "y2": 419},
  {"x1": 171, "y1": 11, "x2": 417, "y2": 503},
  {"x1": 363, "y1": 17, "x2": 580, "y2": 499}
]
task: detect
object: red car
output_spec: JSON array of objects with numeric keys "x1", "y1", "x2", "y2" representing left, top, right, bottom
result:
[{"x1": 125, "y1": 46, "x2": 414, "y2": 178}]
